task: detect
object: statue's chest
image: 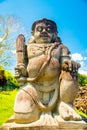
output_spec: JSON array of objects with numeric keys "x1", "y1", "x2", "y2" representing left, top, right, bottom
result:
[
  {"x1": 27, "y1": 44, "x2": 60, "y2": 78},
  {"x1": 27, "y1": 44, "x2": 60, "y2": 59}
]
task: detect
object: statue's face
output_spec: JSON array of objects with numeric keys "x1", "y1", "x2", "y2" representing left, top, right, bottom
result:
[{"x1": 33, "y1": 22, "x2": 57, "y2": 43}]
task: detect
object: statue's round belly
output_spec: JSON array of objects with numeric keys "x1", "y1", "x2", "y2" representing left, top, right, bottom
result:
[{"x1": 27, "y1": 55, "x2": 60, "y2": 80}]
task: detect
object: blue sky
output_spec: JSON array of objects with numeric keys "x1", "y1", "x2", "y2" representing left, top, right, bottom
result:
[{"x1": 0, "y1": 0, "x2": 87, "y2": 75}]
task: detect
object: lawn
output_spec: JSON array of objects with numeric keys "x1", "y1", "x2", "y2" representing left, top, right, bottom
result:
[{"x1": 0, "y1": 89, "x2": 18, "y2": 126}]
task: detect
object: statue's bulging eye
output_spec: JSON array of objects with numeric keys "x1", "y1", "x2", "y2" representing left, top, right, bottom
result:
[
  {"x1": 36, "y1": 26, "x2": 43, "y2": 32},
  {"x1": 46, "y1": 27, "x2": 52, "y2": 33},
  {"x1": 36, "y1": 26, "x2": 53, "y2": 33}
]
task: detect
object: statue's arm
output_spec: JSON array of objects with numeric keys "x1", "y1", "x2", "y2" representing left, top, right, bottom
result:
[
  {"x1": 59, "y1": 44, "x2": 71, "y2": 63},
  {"x1": 15, "y1": 34, "x2": 28, "y2": 78},
  {"x1": 59, "y1": 44, "x2": 80, "y2": 80}
]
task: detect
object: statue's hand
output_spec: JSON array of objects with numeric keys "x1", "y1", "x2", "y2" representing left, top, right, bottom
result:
[
  {"x1": 15, "y1": 64, "x2": 27, "y2": 78},
  {"x1": 61, "y1": 60, "x2": 80, "y2": 72}
]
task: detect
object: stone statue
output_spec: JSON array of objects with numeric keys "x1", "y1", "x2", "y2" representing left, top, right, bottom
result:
[{"x1": 14, "y1": 18, "x2": 82, "y2": 124}]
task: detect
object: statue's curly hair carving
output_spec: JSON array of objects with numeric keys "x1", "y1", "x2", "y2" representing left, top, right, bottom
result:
[{"x1": 31, "y1": 18, "x2": 58, "y2": 34}]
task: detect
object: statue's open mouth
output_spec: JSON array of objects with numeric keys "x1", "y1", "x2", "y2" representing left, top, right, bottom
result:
[
  {"x1": 40, "y1": 35, "x2": 49, "y2": 39},
  {"x1": 41, "y1": 37, "x2": 48, "y2": 39},
  {"x1": 40, "y1": 33, "x2": 48, "y2": 38}
]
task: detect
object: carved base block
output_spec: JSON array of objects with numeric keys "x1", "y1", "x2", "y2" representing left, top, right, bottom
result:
[
  {"x1": 1, "y1": 122, "x2": 87, "y2": 130},
  {"x1": 0, "y1": 115, "x2": 87, "y2": 130}
]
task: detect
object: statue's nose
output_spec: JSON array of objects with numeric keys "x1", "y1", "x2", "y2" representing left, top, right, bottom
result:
[{"x1": 42, "y1": 28, "x2": 46, "y2": 32}]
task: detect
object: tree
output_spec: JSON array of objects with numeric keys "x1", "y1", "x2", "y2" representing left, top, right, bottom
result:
[
  {"x1": 0, "y1": 66, "x2": 19, "y2": 90},
  {"x1": 0, "y1": 67, "x2": 7, "y2": 90},
  {"x1": 0, "y1": 15, "x2": 28, "y2": 67},
  {"x1": 78, "y1": 73, "x2": 87, "y2": 86}
]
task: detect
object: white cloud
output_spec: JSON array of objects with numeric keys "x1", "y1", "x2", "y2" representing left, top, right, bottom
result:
[
  {"x1": 71, "y1": 53, "x2": 87, "y2": 76},
  {"x1": 79, "y1": 69, "x2": 87, "y2": 76},
  {"x1": 71, "y1": 53, "x2": 83, "y2": 61},
  {"x1": 79, "y1": 61, "x2": 85, "y2": 67}
]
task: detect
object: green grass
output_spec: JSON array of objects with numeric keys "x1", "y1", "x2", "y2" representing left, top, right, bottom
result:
[
  {"x1": 0, "y1": 89, "x2": 18, "y2": 126},
  {"x1": 75, "y1": 108, "x2": 87, "y2": 118}
]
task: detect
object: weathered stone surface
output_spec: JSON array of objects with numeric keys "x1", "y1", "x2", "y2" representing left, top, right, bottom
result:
[
  {"x1": 1, "y1": 115, "x2": 87, "y2": 130},
  {"x1": 13, "y1": 18, "x2": 82, "y2": 124},
  {"x1": 1, "y1": 121, "x2": 87, "y2": 130}
]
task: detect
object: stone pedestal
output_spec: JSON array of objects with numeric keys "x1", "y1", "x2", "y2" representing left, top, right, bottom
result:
[{"x1": 0, "y1": 115, "x2": 87, "y2": 130}]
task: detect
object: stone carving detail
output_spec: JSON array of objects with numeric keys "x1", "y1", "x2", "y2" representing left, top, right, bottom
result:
[{"x1": 14, "y1": 18, "x2": 82, "y2": 124}]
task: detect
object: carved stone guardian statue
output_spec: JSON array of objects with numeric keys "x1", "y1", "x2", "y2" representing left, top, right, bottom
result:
[{"x1": 14, "y1": 18, "x2": 82, "y2": 124}]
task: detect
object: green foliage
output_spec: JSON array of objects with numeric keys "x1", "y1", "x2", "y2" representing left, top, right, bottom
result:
[
  {"x1": 0, "y1": 66, "x2": 19, "y2": 90},
  {"x1": 0, "y1": 89, "x2": 18, "y2": 126},
  {"x1": 75, "y1": 108, "x2": 87, "y2": 118},
  {"x1": 78, "y1": 73, "x2": 87, "y2": 86},
  {"x1": 5, "y1": 70, "x2": 19, "y2": 89}
]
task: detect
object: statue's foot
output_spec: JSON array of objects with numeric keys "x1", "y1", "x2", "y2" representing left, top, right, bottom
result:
[
  {"x1": 35, "y1": 112, "x2": 59, "y2": 126},
  {"x1": 58, "y1": 101, "x2": 82, "y2": 121}
]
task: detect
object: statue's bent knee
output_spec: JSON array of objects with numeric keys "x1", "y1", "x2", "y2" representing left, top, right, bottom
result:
[{"x1": 14, "y1": 84, "x2": 40, "y2": 123}]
